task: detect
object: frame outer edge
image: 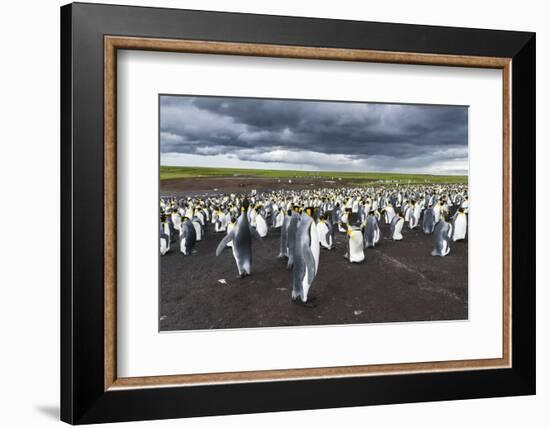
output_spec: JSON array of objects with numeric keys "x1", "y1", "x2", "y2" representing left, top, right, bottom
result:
[
  {"x1": 510, "y1": 33, "x2": 536, "y2": 391},
  {"x1": 64, "y1": 3, "x2": 536, "y2": 423},
  {"x1": 60, "y1": 3, "x2": 74, "y2": 424}
]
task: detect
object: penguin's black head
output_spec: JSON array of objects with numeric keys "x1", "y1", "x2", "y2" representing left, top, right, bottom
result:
[
  {"x1": 242, "y1": 198, "x2": 250, "y2": 210},
  {"x1": 287, "y1": 209, "x2": 292, "y2": 216}
]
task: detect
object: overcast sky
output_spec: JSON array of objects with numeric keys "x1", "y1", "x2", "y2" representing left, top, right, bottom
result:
[{"x1": 160, "y1": 95, "x2": 468, "y2": 175}]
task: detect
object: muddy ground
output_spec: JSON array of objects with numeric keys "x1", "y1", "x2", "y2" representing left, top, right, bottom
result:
[
  {"x1": 160, "y1": 175, "x2": 371, "y2": 197},
  {"x1": 159, "y1": 177, "x2": 468, "y2": 331}
]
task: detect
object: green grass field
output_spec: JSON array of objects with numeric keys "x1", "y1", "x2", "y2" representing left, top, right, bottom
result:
[{"x1": 160, "y1": 165, "x2": 467, "y2": 184}]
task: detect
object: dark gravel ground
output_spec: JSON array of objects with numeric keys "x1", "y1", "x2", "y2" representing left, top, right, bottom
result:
[
  {"x1": 159, "y1": 217, "x2": 468, "y2": 331},
  {"x1": 161, "y1": 176, "x2": 371, "y2": 197}
]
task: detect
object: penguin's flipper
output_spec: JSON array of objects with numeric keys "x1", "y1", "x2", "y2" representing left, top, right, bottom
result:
[
  {"x1": 302, "y1": 249, "x2": 316, "y2": 297},
  {"x1": 215, "y1": 231, "x2": 234, "y2": 256}
]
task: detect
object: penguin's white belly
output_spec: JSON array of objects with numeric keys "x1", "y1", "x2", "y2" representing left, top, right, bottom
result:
[
  {"x1": 349, "y1": 231, "x2": 365, "y2": 263},
  {"x1": 317, "y1": 223, "x2": 330, "y2": 249},
  {"x1": 193, "y1": 221, "x2": 202, "y2": 240},
  {"x1": 433, "y1": 207, "x2": 441, "y2": 222},
  {"x1": 274, "y1": 213, "x2": 284, "y2": 228},
  {"x1": 392, "y1": 220, "x2": 404, "y2": 240},
  {"x1": 340, "y1": 214, "x2": 349, "y2": 229},
  {"x1": 301, "y1": 269, "x2": 310, "y2": 302},
  {"x1": 409, "y1": 212, "x2": 418, "y2": 229},
  {"x1": 226, "y1": 225, "x2": 235, "y2": 247},
  {"x1": 160, "y1": 237, "x2": 169, "y2": 255},
  {"x1": 180, "y1": 238, "x2": 187, "y2": 254},
  {"x1": 453, "y1": 216, "x2": 467, "y2": 241},
  {"x1": 231, "y1": 243, "x2": 241, "y2": 271},
  {"x1": 196, "y1": 213, "x2": 204, "y2": 226},
  {"x1": 310, "y1": 223, "x2": 320, "y2": 274},
  {"x1": 256, "y1": 216, "x2": 268, "y2": 237}
]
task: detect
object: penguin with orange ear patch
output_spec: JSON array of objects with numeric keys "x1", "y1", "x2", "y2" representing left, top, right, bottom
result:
[
  {"x1": 345, "y1": 224, "x2": 365, "y2": 263},
  {"x1": 216, "y1": 198, "x2": 260, "y2": 278}
]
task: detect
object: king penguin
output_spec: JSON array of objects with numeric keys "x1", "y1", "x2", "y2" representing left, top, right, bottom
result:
[
  {"x1": 316, "y1": 214, "x2": 334, "y2": 250},
  {"x1": 225, "y1": 217, "x2": 237, "y2": 248},
  {"x1": 408, "y1": 201, "x2": 421, "y2": 229},
  {"x1": 363, "y1": 211, "x2": 381, "y2": 248},
  {"x1": 179, "y1": 217, "x2": 197, "y2": 256},
  {"x1": 389, "y1": 214, "x2": 405, "y2": 240},
  {"x1": 422, "y1": 205, "x2": 436, "y2": 234},
  {"x1": 382, "y1": 204, "x2": 396, "y2": 225},
  {"x1": 215, "y1": 198, "x2": 260, "y2": 278},
  {"x1": 278, "y1": 209, "x2": 291, "y2": 259},
  {"x1": 291, "y1": 208, "x2": 320, "y2": 306},
  {"x1": 452, "y1": 208, "x2": 467, "y2": 241},
  {"x1": 285, "y1": 206, "x2": 302, "y2": 270},
  {"x1": 431, "y1": 215, "x2": 453, "y2": 256},
  {"x1": 192, "y1": 216, "x2": 203, "y2": 241},
  {"x1": 345, "y1": 225, "x2": 365, "y2": 263},
  {"x1": 273, "y1": 208, "x2": 285, "y2": 229},
  {"x1": 255, "y1": 211, "x2": 269, "y2": 237},
  {"x1": 159, "y1": 216, "x2": 170, "y2": 255}
]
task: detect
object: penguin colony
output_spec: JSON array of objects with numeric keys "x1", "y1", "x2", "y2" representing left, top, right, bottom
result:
[{"x1": 160, "y1": 184, "x2": 468, "y2": 307}]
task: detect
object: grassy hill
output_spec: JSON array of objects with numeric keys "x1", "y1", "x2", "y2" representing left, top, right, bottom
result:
[{"x1": 160, "y1": 166, "x2": 467, "y2": 184}]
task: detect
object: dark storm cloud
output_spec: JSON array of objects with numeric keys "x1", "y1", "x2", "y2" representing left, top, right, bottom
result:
[{"x1": 160, "y1": 95, "x2": 468, "y2": 173}]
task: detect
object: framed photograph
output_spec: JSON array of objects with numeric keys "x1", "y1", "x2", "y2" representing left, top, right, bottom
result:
[{"x1": 61, "y1": 2, "x2": 535, "y2": 424}]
